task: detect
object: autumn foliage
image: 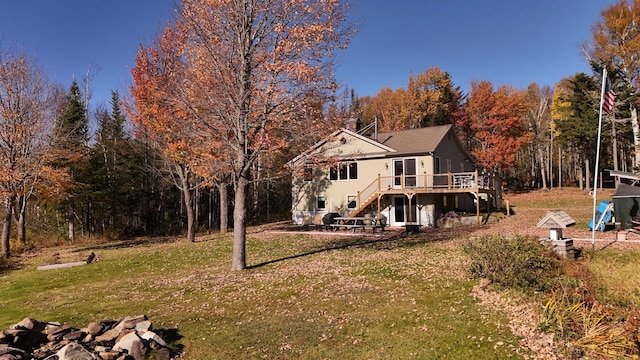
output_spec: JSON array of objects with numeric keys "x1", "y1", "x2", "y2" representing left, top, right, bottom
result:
[{"x1": 462, "y1": 81, "x2": 531, "y2": 171}]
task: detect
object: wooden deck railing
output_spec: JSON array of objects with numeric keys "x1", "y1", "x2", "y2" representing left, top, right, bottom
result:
[{"x1": 344, "y1": 171, "x2": 496, "y2": 216}]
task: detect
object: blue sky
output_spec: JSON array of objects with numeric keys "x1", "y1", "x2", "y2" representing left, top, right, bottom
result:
[{"x1": 0, "y1": 0, "x2": 617, "y2": 107}]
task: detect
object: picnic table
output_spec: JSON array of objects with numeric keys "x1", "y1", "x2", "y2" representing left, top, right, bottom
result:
[{"x1": 329, "y1": 216, "x2": 386, "y2": 233}]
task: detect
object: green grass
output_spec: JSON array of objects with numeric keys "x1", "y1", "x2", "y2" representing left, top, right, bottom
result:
[
  {"x1": 0, "y1": 232, "x2": 527, "y2": 359},
  {"x1": 587, "y1": 249, "x2": 640, "y2": 308}
]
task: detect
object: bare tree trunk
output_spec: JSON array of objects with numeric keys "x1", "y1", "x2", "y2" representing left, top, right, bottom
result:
[
  {"x1": 538, "y1": 147, "x2": 548, "y2": 190},
  {"x1": 558, "y1": 145, "x2": 562, "y2": 188},
  {"x1": 68, "y1": 204, "x2": 75, "y2": 242},
  {"x1": 218, "y1": 181, "x2": 228, "y2": 233},
  {"x1": 232, "y1": 169, "x2": 249, "y2": 271},
  {"x1": 549, "y1": 133, "x2": 553, "y2": 189},
  {"x1": 17, "y1": 201, "x2": 25, "y2": 245},
  {"x1": 13, "y1": 195, "x2": 27, "y2": 245},
  {"x1": 585, "y1": 158, "x2": 591, "y2": 191},
  {"x1": 178, "y1": 167, "x2": 196, "y2": 242},
  {"x1": 577, "y1": 155, "x2": 583, "y2": 190},
  {"x1": 632, "y1": 106, "x2": 640, "y2": 168},
  {"x1": 2, "y1": 195, "x2": 15, "y2": 258}
]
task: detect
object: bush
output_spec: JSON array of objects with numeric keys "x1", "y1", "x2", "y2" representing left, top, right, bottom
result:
[{"x1": 464, "y1": 234, "x2": 563, "y2": 292}]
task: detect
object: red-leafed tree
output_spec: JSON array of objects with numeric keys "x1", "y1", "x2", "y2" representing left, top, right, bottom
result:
[
  {"x1": 129, "y1": 24, "x2": 203, "y2": 242},
  {"x1": 463, "y1": 80, "x2": 531, "y2": 172},
  {"x1": 177, "y1": 0, "x2": 354, "y2": 270}
]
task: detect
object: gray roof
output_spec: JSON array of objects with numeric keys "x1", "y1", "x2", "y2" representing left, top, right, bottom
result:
[
  {"x1": 537, "y1": 210, "x2": 576, "y2": 228},
  {"x1": 613, "y1": 183, "x2": 640, "y2": 198},
  {"x1": 365, "y1": 124, "x2": 453, "y2": 155}
]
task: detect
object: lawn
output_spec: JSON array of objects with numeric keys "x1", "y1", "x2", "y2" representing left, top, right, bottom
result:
[
  {"x1": 2, "y1": 187, "x2": 640, "y2": 359},
  {"x1": 1, "y1": 231, "x2": 527, "y2": 359}
]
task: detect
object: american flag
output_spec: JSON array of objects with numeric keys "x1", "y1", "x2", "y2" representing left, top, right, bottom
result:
[{"x1": 603, "y1": 77, "x2": 615, "y2": 115}]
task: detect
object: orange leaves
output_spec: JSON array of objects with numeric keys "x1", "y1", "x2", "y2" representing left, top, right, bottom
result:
[
  {"x1": 464, "y1": 80, "x2": 531, "y2": 170},
  {"x1": 0, "y1": 47, "x2": 58, "y2": 199}
]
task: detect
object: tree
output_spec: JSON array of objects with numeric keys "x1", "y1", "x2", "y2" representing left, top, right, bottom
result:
[
  {"x1": 129, "y1": 24, "x2": 201, "y2": 242},
  {"x1": 89, "y1": 91, "x2": 146, "y2": 237},
  {"x1": 361, "y1": 87, "x2": 411, "y2": 130},
  {"x1": 554, "y1": 73, "x2": 600, "y2": 189},
  {"x1": 588, "y1": 0, "x2": 640, "y2": 168},
  {"x1": 51, "y1": 80, "x2": 89, "y2": 242},
  {"x1": 464, "y1": 80, "x2": 531, "y2": 172},
  {"x1": 178, "y1": 0, "x2": 353, "y2": 270},
  {"x1": 0, "y1": 46, "x2": 57, "y2": 257},
  {"x1": 523, "y1": 83, "x2": 552, "y2": 189},
  {"x1": 551, "y1": 78, "x2": 574, "y2": 187},
  {"x1": 407, "y1": 67, "x2": 465, "y2": 128}
]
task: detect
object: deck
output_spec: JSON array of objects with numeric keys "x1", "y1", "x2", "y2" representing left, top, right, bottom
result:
[{"x1": 346, "y1": 171, "x2": 498, "y2": 218}]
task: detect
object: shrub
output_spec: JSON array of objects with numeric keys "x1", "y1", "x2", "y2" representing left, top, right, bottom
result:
[{"x1": 464, "y1": 234, "x2": 563, "y2": 292}]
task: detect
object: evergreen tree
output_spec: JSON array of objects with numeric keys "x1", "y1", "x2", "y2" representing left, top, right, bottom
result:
[
  {"x1": 51, "y1": 80, "x2": 89, "y2": 241},
  {"x1": 554, "y1": 73, "x2": 599, "y2": 188},
  {"x1": 89, "y1": 91, "x2": 152, "y2": 237}
]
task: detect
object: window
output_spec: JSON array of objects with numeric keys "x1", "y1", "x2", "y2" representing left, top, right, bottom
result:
[
  {"x1": 330, "y1": 167, "x2": 338, "y2": 180},
  {"x1": 460, "y1": 162, "x2": 465, "y2": 172},
  {"x1": 303, "y1": 165, "x2": 314, "y2": 181},
  {"x1": 446, "y1": 159, "x2": 452, "y2": 173},
  {"x1": 348, "y1": 162, "x2": 358, "y2": 179},
  {"x1": 347, "y1": 195, "x2": 357, "y2": 209},
  {"x1": 316, "y1": 195, "x2": 326, "y2": 210},
  {"x1": 434, "y1": 157, "x2": 441, "y2": 174},
  {"x1": 339, "y1": 163, "x2": 348, "y2": 179},
  {"x1": 329, "y1": 162, "x2": 358, "y2": 180}
]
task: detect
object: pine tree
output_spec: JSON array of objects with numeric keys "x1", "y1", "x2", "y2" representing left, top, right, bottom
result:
[
  {"x1": 554, "y1": 73, "x2": 599, "y2": 189},
  {"x1": 51, "y1": 80, "x2": 89, "y2": 242}
]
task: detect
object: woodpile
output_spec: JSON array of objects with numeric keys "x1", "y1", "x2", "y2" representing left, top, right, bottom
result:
[{"x1": 0, "y1": 315, "x2": 171, "y2": 360}]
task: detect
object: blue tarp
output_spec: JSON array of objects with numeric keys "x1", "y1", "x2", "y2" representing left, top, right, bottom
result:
[{"x1": 588, "y1": 200, "x2": 612, "y2": 231}]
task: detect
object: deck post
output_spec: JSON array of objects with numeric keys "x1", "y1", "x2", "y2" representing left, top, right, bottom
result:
[{"x1": 476, "y1": 190, "x2": 480, "y2": 224}]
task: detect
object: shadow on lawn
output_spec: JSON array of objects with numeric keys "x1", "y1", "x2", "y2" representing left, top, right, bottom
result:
[
  {"x1": 70, "y1": 235, "x2": 184, "y2": 253},
  {"x1": 247, "y1": 225, "x2": 483, "y2": 270},
  {"x1": 153, "y1": 327, "x2": 185, "y2": 358}
]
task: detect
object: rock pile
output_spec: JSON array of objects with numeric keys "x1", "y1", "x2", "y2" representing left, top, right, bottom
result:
[{"x1": 0, "y1": 315, "x2": 171, "y2": 360}]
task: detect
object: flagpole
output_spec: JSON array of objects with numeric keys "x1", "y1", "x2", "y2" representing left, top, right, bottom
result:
[{"x1": 592, "y1": 68, "x2": 607, "y2": 251}]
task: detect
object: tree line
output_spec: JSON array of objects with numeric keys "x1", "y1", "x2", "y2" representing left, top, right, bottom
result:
[{"x1": 0, "y1": 0, "x2": 638, "y2": 270}]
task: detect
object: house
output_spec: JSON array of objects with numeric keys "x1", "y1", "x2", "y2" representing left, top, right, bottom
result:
[{"x1": 289, "y1": 120, "x2": 500, "y2": 228}]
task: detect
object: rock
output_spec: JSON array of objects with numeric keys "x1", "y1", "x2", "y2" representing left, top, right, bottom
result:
[
  {"x1": 460, "y1": 216, "x2": 479, "y2": 226},
  {"x1": 62, "y1": 330, "x2": 85, "y2": 341},
  {"x1": 139, "y1": 331, "x2": 167, "y2": 348},
  {"x1": 117, "y1": 315, "x2": 147, "y2": 331},
  {"x1": 134, "y1": 321, "x2": 152, "y2": 334},
  {"x1": 112, "y1": 332, "x2": 147, "y2": 360},
  {"x1": 13, "y1": 318, "x2": 36, "y2": 331},
  {"x1": 55, "y1": 342, "x2": 95, "y2": 360},
  {"x1": 94, "y1": 329, "x2": 120, "y2": 343},
  {"x1": 47, "y1": 325, "x2": 73, "y2": 342},
  {"x1": 0, "y1": 316, "x2": 167, "y2": 359},
  {"x1": 485, "y1": 215, "x2": 499, "y2": 224},
  {"x1": 0, "y1": 346, "x2": 29, "y2": 359},
  {"x1": 86, "y1": 322, "x2": 103, "y2": 336},
  {"x1": 97, "y1": 351, "x2": 119, "y2": 360}
]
